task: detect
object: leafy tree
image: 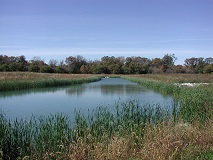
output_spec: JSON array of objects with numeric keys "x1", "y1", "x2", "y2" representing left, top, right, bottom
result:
[
  {"x1": 30, "y1": 56, "x2": 45, "y2": 66},
  {"x1": 161, "y1": 54, "x2": 177, "y2": 73},
  {"x1": 28, "y1": 64, "x2": 40, "y2": 72},
  {"x1": 152, "y1": 58, "x2": 162, "y2": 68},
  {"x1": 124, "y1": 56, "x2": 151, "y2": 74},
  {"x1": 16, "y1": 55, "x2": 28, "y2": 71},
  {"x1": 65, "y1": 55, "x2": 87, "y2": 73},
  {"x1": 0, "y1": 64, "x2": 9, "y2": 71},
  {"x1": 80, "y1": 65, "x2": 90, "y2": 74},
  {"x1": 8, "y1": 62, "x2": 19, "y2": 71},
  {"x1": 90, "y1": 61, "x2": 109, "y2": 74},
  {"x1": 28, "y1": 56, "x2": 46, "y2": 72},
  {"x1": 124, "y1": 57, "x2": 133, "y2": 74},
  {"x1": 203, "y1": 64, "x2": 213, "y2": 73},
  {"x1": 49, "y1": 59, "x2": 58, "y2": 68},
  {"x1": 184, "y1": 57, "x2": 206, "y2": 73},
  {"x1": 55, "y1": 66, "x2": 67, "y2": 73},
  {"x1": 175, "y1": 65, "x2": 185, "y2": 73},
  {"x1": 40, "y1": 65, "x2": 54, "y2": 73}
]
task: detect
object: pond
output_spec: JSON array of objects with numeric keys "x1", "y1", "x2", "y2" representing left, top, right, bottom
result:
[{"x1": 0, "y1": 78, "x2": 176, "y2": 120}]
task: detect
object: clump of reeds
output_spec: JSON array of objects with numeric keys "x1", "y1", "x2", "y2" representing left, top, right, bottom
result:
[
  {"x1": 122, "y1": 76, "x2": 213, "y2": 123},
  {"x1": 0, "y1": 100, "x2": 175, "y2": 159},
  {"x1": 1, "y1": 100, "x2": 212, "y2": 159},
  {"x1": 0, "y1": 76, "x2": 101, "y2": 91}
]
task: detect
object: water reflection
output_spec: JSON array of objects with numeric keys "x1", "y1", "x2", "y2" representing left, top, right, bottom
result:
[
  {"x1": 0, "y1": 78, "x2": 176, "y2": 120},
  {"x1": 0, "y1": 87, "x2": 64, "y2": 98},
  {"x1": 0, "y1": 78, "x2": 151, "y2": 97},
  {"x1": 65, "y1": 84, "x2": 146, "y2": 96},
  {"x1": 66, "y1": 85, "x2": 85, "y2": 96}
]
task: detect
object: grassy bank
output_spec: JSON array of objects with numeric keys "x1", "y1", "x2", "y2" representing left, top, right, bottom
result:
[
  {"x1": 0, "y1": 72, "x2": 101, "y2": 91},
  {"x1": 0, "y1": 73, "x2": 212, "y2": 159},
  {"x1": 1, "y1": 100, "x2": 212, "y2": 160},
  {"x1": 122, "y1": 75, "x2": 213, "y2": 123},
  {"x1": 125, "y1": 74, "x2": 213, "y2": 83}
]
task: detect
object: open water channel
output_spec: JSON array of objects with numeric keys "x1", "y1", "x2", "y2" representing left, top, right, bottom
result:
[{"x1": 0, "y1": 78, "x2": 176, "y2": 121}]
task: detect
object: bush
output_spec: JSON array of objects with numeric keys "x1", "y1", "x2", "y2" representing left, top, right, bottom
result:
[
  {"x1": 203, "y1": 64, "x2": 213, "y2": 73},
  {"x1": 28, "y1": 64, "x2": 40, "y2": 72},
  {"x1": 55, "y1": 66, "x2": 67, "y2": 73},
  {"x1": 40, "y1": 65, "x2": 54, "y2": 73}
]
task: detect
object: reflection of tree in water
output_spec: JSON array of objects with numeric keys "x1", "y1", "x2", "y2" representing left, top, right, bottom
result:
[
  {"x1": 65, "y1": 84, "x2": 147, "y2": 96},
  {"x1": 65, "y1": 85, "x2": 86, "y2": 96},
  {"x1": 100, "y1": 84, "x2": 146, "y2": 95},
  {"x1": 0, "y1": 87, "x2": 61, "y2": 98}
]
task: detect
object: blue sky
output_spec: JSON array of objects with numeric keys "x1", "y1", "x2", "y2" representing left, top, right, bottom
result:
[{"x1": 0, "y1": 0, "x2": 213, "y2": 64}]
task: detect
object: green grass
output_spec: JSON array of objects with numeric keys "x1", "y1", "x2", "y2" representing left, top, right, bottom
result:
[
  {"x1": 0, "y1": 74, "x2": 212, "y2": 159},
  {"x1": 122, "y1": 76, "x2": 213, "y2": 123},
  {"x1": 0, "y1": 76, "x2": 101, "y2": 91},
  {"x1": 0, "y1": 100, "x2": 175, "y2": 159},
  {"x1": 1, "y1": 100, "x2": 212, "y2": 160}
]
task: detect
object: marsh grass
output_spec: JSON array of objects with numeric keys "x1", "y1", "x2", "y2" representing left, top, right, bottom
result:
[
  {"x1": 0, "y1": 73, "x2": 212, "y2": 159},
  {"x1": 0, "y1": 73, "x2": 101, "y2": 91},
  {"x1": 127, "y1": 74, "x2": 213, "y2": 83},
  {"x1": 0, "y1": 72, "x2": 96, "y2": 81},
  {"x1": 0, "y1": 100, "x2": 179, "y2": 159},
  {"x1": 122, "y1": 76, "x2": 213, "y2": 123},
  {"x1": 1, "y1": 100, "x2": 212, "y2": 159}
]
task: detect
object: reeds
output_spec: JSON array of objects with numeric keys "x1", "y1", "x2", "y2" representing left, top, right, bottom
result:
[
  {"x1": 122, "y1": 76, "x2": 213, "y2": 123},
  {"x1": 0, "y1": 76, "x2": 101, "y2": 91},
  {"x1": 126, "y1": 74, "x2": 213, "y2": 83},
  {"x1": 1, "y1": 100, "x2": 212, "y2": 159},
  {"x1": 0, "y1": 73, "x2": 212, "y2": 159},
  {"x1": 0, "y1": 100, "x2": 176, "y2": 159},
  {"x1": 0, "y1": 72, "x2": 96, "y2": 81}
]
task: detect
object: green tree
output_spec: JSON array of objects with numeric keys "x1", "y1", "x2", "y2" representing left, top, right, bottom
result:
[
  {"x1": 16, "y1": 55, "x2": 28, "y2": 71},
  {"x1": 124, "y1": 56, "x2": 151, "y2": 74},
  {"x1": 40, "y1": 65, "x2": 54, "y2": 73},
  {"x1": 55, "y1": 66, "x2": 67, "y2": 73},
  {"x1": 203, "y1": 64, "x2": 213, "y2": 73},
  {"x1": 0, "y1": 64, "x2": 9, "y2": 71},
  {"x1": 28, "y1": 64, "x2": 40, "y2": 72},
  {"x1": 161, "y1": 54, "x2": 177, "y2": 73}
]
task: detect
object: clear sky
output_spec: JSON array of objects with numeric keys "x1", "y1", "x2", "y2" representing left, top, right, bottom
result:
[{"x1": 0, "y1": 0, "x2": 213, "y2": 64}]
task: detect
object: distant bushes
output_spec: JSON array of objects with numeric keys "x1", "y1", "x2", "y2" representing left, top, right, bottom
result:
[{"x1": 0, "y1": 54, "x2": 212, "y2": 74}]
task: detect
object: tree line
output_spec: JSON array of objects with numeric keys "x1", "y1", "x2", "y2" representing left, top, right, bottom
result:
[{"x1": 0, "y1": 54, "x2": 212, "y2": 74}]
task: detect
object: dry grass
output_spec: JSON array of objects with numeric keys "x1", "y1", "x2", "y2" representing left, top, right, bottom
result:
[
  {"x1": 128, "y1": 74, "x2": 213, "y2": 83},
  {"x1": 140, "y1": 121, "x2": 213, "y2": 160},
  {"x1": 0, "y1": 72, "x2": 95, "y2": 81},
  {"x1": 0, "y1": 72, "x2": 101, "y2": 91},
  {"x1": 1, "y1": 72, "x2": 212, "y2": 83},
  {"x1": 31, "y1": 121, "x2": 212, "y2": 160}
]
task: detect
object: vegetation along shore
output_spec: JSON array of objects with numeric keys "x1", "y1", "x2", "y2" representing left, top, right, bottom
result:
[
  {"x1": 0, "y1": 72, "x2": 101, "y2": 91},
  {"x1": 0, "y1": 73, "x2": 212, "y2": 159}
]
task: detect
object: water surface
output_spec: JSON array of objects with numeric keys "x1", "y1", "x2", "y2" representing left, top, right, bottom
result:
[{"x1": 0, "y1": 78, "x2": 175, "y2": 120}]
